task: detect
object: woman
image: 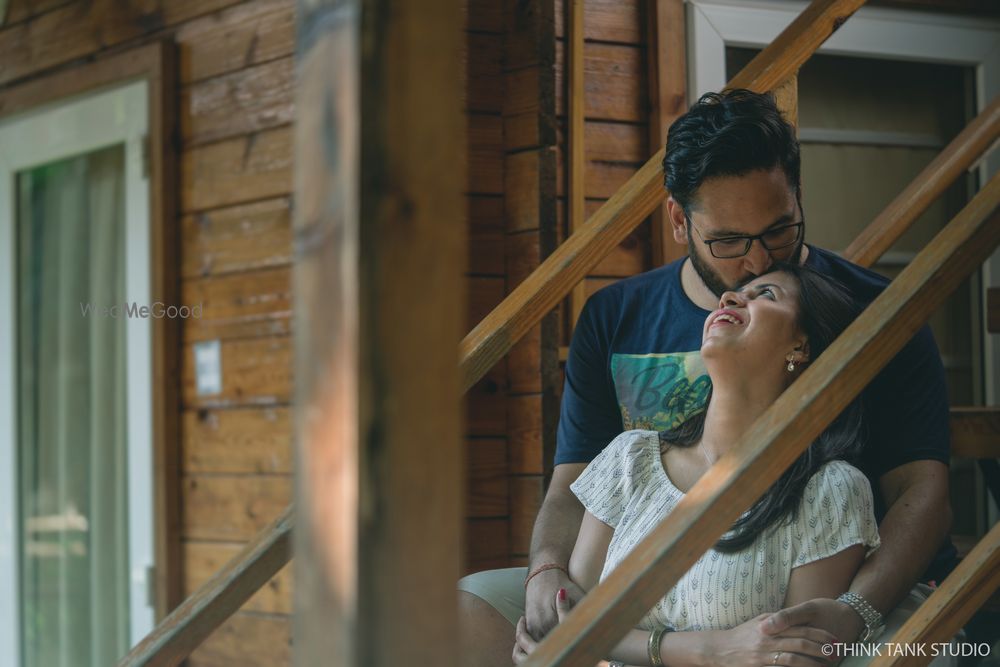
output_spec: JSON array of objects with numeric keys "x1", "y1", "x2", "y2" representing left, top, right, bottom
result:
[{"x1": 514, "y1": 264, "x2": 879, "y2": 667}]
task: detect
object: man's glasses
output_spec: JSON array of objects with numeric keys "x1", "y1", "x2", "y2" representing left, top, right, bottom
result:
[{"x1": 686, "y1": 214, "x2": 804, "y2": 259}]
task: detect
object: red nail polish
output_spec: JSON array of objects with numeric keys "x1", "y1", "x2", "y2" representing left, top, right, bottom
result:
[{"x1": 558, "y1": 588, "x2": 567, "y2": 601}]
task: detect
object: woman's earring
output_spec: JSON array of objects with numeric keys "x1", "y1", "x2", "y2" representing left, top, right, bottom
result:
[{"x1": 786, "y1": 357, "x2": 796, "y2": 373}]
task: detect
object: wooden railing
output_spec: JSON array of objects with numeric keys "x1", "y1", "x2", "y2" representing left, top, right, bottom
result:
[
  {"x1": 120, "y1": 0, "x2": 1000, "y2": 663},
  {"x1": 520, "y1": 172, "x2": 1000, "y2": 666}
]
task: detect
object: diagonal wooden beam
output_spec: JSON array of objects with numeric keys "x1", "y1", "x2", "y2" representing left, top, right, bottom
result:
[
  {"x1": 867, "y1": 521, "x2": 1000, "y2": 667},
  {"x1": 847, "y1": 96, "x2": 1000, "y2": 268},
  {"x1": 118, "y1": 506, "x2": 293, "y2": 667},
  {"x1": 459, "y1": 0, "x2": 866, "y2": 392},
  {"x1": 520, "y1": 173, "x2": 1000, "y2": 666}
]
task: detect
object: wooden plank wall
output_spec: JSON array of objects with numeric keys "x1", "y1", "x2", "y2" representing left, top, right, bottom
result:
[
  {"x1": 502, "y1": 0, "x2": 560, "y2": 566},
  {"x1": 465, "y1": 0, "x2": 511, "y2": 574},
  {"x1": 0, "y1": 0, "x2": 506, "y2": 663},
  {"x1": 485, "y1": 0, "x2": 654, "y2": 560}
]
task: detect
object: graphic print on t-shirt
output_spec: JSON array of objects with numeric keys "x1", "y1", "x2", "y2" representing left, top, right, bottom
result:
[{"x1": 611, "y1": 351, "x2": 710, "y2": 431}]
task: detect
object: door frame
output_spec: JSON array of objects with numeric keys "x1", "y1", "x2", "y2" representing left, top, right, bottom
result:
[{"x1": 0, "y1": 40, "x2": 180, "y2": 653}]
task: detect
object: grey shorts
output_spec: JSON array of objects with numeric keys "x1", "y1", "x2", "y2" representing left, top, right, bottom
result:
[{"x1": 458, "y1": 567, "x2": 527, "y2": 627}]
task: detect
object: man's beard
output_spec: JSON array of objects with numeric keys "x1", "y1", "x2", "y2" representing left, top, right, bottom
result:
[{"x1": 687, "y1": 236, "x2": 805, "y2": 298}]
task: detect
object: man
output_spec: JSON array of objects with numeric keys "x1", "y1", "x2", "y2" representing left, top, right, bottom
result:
[{"x1": 459, "y1": 89, "x2": 955, "y2": 665}]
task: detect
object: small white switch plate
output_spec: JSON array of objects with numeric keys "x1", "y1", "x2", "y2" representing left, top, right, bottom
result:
[{"x1": 194, "y1": 340, "x2": 222, "y2": 396}]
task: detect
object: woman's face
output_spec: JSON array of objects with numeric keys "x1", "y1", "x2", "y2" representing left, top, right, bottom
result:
[{"x1": 701, "y1": 271, "x2": 807, "y2": 370}]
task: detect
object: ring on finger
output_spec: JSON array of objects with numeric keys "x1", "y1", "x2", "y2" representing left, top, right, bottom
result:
[{"x1": 773, "y1": 651, "x2": 782, "y2": 665}]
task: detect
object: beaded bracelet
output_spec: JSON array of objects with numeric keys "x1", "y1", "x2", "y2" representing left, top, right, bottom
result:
[{"x1": 523, "y1": 563, "x2": 568, "y2": 589}]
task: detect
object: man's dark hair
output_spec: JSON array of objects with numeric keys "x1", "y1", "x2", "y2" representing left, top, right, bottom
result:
[
  {"x1": 663, "y1": 89, "x2": 801, "y2": 211},
  {"x1": 659, "y1": 263, "x2": 864, "y2": 552}
]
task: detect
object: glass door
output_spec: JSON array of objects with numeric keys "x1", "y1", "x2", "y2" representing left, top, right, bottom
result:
[{"x1": 0, "y1": 81, "x2": 155, "y2": 667}]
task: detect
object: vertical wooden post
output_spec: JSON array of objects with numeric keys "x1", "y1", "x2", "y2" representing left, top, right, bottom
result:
[
  {"x1": 567, "y1": 0, "x2": 586, "y2": 326},
  {"x1": 293, "y1": 1, "x2": 465, "y2": 665},
  {"x1": 648, "y1": 0, "x2": 687, "y2": 267}
]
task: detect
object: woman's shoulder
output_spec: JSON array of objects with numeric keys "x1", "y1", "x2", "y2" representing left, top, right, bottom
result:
[
  {"x1": 606, "y1": 429, "x2": 661, "y2": 456},
  {"x1": 797, "y1": 460, "x2": 876, "y2": 521},
  {"x1": 806, "y1": 460, "x2": 870, "y2": 492}
]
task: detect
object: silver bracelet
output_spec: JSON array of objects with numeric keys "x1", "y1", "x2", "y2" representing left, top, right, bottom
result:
[{"x1": 837, "y1": 591, "x2": 886, "y2": 642}]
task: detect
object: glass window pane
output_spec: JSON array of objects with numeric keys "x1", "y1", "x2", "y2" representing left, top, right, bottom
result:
[{"x1": 16, "y1": 144, "x2": 130, "y2": 667}]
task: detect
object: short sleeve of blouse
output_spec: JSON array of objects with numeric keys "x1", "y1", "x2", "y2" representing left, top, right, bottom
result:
[
  {"x1": 570, "y1": 430, "x2": 653, "y2": 529},
  {"x1": 791, "y1": 461, "x2": 880, "y2": 568}
]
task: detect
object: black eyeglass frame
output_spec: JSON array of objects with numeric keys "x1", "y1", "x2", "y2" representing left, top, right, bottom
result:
[{"x1": 684, "y1": 213, "x2": 805, "y2": 259}]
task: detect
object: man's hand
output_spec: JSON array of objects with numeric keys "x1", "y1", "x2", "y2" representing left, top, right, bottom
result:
[
  {"x1": 524, "y1": 569, "x2": 585, "y2": 639},
  {"x1": 702, "y1": 613, "x2": 838, "y2": 667},
  {"x1": 514, "y1": 588, "x2": 576, "y2": 664},
  {"x1": 764, "y1": 599, "x2": 863, "y2": 646}
]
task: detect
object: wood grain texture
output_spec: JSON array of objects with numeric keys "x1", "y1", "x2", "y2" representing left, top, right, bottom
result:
[
  {"x1": 468, "y1": 438, "x2": 510, "y2": 517},
  {"x1": 647, "y1": 0, "x2": 687, "y2": 266},
  {"x1": 567, "y1": 0, "x2": 586, "y2": 327},
  {"x1": 293, "y1": 0, "x2": 465, "y2": 664},
  {"x1": 554, "y1": 0, "x2": 642, "y2": 44},
  {"x1": 182, "y1": 475, "x2": 291, "y2": 541},
  {"x1": 182, "y1": 267, "x2": 292, "y2": 342},
  {"x1": 555, "y1": 40, "x2": 644, "y2": 122},
  {"x1": 188, "y1": 612, "x2": 291, "y2": 667},
  {"x1": 520, "y1": 173, "x2": 1000, "y2": 667},
  {"x1": 469, "y1": 112, "x2": 504, "y2": 193},
  {"x1": 467, "y1": 32, "x2": 503, "y2": 113},
  {"x1": 846, "y1": 97, "x2": 1000, "y2": 268},
  {"x1": 183, "y1": 541, "x2": 293, "y2": 614},
  {"x1": 118, "y1": 505, "x2": 293, "y2": 666},
  {"x1": 182, "y1": 407, "x2": 292, "y2": 474},
  {"x1": 950, "y1": 407, "x2": 1000, "y2": 460},
  {"x1": 468, "y1": 195, "x2": 506, "y2": 275},
  {"x1": 180, "y1": 197, "x2": 292, "y2": 279},
  {"x1": 0, "y1": 0, "x2": 244, "y2": 87},
  {"x1": 556, "y1": 199, "x2": 648, "y2": 277},
  {"x1": 509, "y1": 394, "x2": 545, "y2": 474},
  {"x1": 465, "y1": 518, "x2": 512, "y2": 573},
  {"x1": 867, "y1": 521, "x2": 1000, "y2": 667},
  {"x1": 182, "y1": 336, "x2": 292, "y2": 408},
  {"x1": 181, "y1": 126, "x2": 293, "y2": 212},
  {"x1": 2, "y1": 0, "x2": 74, "y2": 26},
  {"x1": 176, "y1": 0, "x2": 294, "y2": 84},
  {"x1": 180, "y1": 56, "x2": 294, "y2": 145}
]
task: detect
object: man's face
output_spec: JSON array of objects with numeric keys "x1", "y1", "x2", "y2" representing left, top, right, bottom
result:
[{"x1": 680, "y1": 168, "x2": 804, "y2": 297}]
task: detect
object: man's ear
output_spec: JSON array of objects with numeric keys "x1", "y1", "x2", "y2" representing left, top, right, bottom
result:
[{"x1": 666, "y1": 196, "x2": 689, "y2": 246}]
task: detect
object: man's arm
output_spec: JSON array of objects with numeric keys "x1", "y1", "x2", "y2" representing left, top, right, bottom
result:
[
  {"x1": 766, "y1": 460, "x2": 952, "y2": 640},
  {"x1": 524, "y1": 463, "x2": 587, "y2": 638}
]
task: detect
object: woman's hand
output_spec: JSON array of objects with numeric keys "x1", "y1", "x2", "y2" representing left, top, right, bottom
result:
[
  {"x1": 524, "y1": 569, "x2": 586, "y2": 640},
  {"x1": 513, "y1": 588, "x2": 574, "y2": 664},
  {"x1": 700, "y1": 614, "x2": 837, "y2": 667}
]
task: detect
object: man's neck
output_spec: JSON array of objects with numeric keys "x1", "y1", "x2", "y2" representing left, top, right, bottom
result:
[{"x1": 679, "y1": 245, "x2": 811, "y2": 311}]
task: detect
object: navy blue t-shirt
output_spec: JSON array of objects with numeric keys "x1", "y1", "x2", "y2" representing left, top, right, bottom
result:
[{"x1": 556, "y1": 245, "x2": 954, "y2": 580}]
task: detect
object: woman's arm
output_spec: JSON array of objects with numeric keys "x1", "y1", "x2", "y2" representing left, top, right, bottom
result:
[
  {"x1": 568, "y1": 509, "x2": 613, "y2": 591},
  {"x1": 783, "y1": 545, "x2": 865, "y2": 607}
]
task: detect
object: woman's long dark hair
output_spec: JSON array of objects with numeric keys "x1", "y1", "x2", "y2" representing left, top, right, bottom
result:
[{"x1": 659, "y1": 263, "x2": 865, "y2": 552}]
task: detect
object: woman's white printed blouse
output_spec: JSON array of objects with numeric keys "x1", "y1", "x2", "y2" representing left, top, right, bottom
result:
[{"x1": 570, "y1": 430, "x2": 880, "y2": 632}]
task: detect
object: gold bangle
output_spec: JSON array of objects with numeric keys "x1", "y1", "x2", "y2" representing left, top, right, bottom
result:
[{"x1": 648, "y1": 625, "x2": 670, "y2": 667}]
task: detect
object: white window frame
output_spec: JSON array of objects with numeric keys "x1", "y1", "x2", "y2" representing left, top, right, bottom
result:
[
  {"x1": 0, "y1": 80, "x2": 156, "y2": 665},
  {"x1": 687, "y1": 0, "x2": 1000, "y2": 523}
]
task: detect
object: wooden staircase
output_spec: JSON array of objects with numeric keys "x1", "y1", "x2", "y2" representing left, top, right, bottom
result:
[{"x1": 118, "y1": 0, "x2": 1000, "y2": 664}]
